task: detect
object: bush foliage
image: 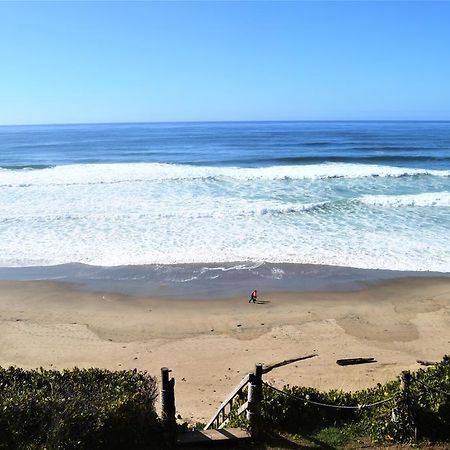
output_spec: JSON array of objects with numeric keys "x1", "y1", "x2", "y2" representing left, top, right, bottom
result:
[
  {"x1": 230, "y1": 355, "x2": 450, "y2": 444},
  {"x1": 0, "y1": 367, "x2": 162, "y2": 450}
]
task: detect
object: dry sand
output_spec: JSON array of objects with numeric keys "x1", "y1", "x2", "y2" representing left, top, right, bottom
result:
[{"x1": 0, "y1": 278, "x2": 449, "y2": 424}]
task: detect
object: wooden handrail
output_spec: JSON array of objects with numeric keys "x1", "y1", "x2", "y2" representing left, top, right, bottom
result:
[
  {"x1": 218, "y1": 401, "x2": 249, "y2": 429},
  {"x1": 204, "y1": 374, "x2": 249, "y2": 430},
  {"x1": 204, "y1": 355, "x2": 317, "y2": 431}
]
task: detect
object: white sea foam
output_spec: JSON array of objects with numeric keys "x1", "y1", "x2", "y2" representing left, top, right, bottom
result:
[
  {"x1": 360, "y1": 192, "x2": 450, "y2": 207},
  {"x1": 0, "y1": 163, "x2": 449, "y2": 271}
]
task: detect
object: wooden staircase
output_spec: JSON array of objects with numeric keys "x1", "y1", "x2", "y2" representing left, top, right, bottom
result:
[
  {"x1": 169, "y1": 356, "x2": 317, "y2": 448},
  {"x1": 177, "y1": 427, "x2": 251, "y2": 447},
  {"x1": 204, "y1": 374, "x2": 250, "y2": 430},
  {"x1": 177, "y1": 371, "x2": 255, "y2": 447}
]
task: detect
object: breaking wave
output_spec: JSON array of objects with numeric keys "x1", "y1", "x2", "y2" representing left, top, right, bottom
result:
[{"x1": 1, "y1": 162, "x2": 449, "y2": 188}]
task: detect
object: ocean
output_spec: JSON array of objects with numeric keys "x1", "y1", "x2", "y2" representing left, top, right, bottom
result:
[{"x1": 0, "y1": 121, "x2": 449, "y2": 296}]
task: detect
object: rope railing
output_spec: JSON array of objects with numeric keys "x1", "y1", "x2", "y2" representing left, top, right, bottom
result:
[{"x1": 263, "y1": 382, "x2": 400, "y2": 410}]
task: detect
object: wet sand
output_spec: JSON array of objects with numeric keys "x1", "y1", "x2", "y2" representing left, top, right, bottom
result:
[{"x1": 0, "y1": 277, "x2": 449, "y2": 423}]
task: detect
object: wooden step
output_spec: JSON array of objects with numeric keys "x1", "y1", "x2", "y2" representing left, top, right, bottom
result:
[{"x1": 177, "y1": 428, "x2": 251, "y2": 446}]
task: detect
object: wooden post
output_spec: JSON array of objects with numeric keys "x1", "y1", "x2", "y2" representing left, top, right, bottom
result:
[
  {"x1": 400, "y1": 370, "x2": 416, "y2": 441},
  {"x1": 400, "y1": 370, "x2": 411, "y2": 392},
  {"x1": 161, "y1": 367, "x2": 176, "y2": 441},
  {"x1": 247, "y1": 364, "x2": 263, "y2": 439},
  {"x1": 255, "y1": 363, "x2": 263, "y2": 400}
]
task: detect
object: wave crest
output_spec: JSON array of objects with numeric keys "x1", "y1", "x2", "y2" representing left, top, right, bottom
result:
[{"x1": 0, "y1": 162, "x2": 449, "y2": 187}]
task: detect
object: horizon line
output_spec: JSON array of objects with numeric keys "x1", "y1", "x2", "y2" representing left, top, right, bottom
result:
[{"x1": 2, "y1": 119, "x2": 450, "y2": 128}]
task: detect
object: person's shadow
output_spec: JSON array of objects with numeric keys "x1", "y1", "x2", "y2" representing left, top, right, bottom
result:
[{"x1": 256, "y1": 300, "x2": 270, "y2": 304}]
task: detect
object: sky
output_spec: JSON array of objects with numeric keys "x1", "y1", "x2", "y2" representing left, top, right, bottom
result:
[{"x1": 0, "y1": 1, "x2": 450, "y2": 125}]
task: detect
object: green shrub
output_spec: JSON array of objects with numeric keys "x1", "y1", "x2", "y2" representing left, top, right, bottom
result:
[{"x1": 0, "y1": 367, "x2": 163, "y2": 450}]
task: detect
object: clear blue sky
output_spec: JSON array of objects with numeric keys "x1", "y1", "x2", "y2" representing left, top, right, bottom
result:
[{"x1": 1, "y1": 1, "x2": 450, "y2": 125}]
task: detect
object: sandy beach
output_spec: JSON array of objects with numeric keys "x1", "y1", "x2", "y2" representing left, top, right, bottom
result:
[{"x1": 0, "y1": 277, "x2": 449, "y2": 424}]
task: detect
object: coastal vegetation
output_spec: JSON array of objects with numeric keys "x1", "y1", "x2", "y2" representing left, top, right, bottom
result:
[
  {"x1": 0, "y1": 359, "x2": 448, "y2": 449},
  {"x1": 0, "y1": 367, "x2": 162, "y2": 450}
]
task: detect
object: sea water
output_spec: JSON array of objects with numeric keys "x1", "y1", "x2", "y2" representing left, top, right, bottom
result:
[{"x1": 0, "y1": 121, "x2": 449, "y2": 293}]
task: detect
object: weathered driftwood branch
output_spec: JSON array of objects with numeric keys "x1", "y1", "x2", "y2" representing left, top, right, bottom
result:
[{"x1": 262, "y1": 353, "x2": 318, "y2": 374}]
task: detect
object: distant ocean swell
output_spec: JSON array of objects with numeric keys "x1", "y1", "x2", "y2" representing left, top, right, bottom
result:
[
  {"x1": 224, "y1": 155, "x2": 450, "y2": 166},
  {"x1": 4, "y1": 154, "x2": 450, "y2": 169}
]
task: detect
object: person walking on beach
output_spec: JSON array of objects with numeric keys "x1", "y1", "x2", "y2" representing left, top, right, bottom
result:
[{"x1": 249, "y1": 289, "x2": 257, "y2": 303}]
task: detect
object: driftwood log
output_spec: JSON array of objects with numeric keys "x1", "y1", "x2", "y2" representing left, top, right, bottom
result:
[
  {"x1": 417, "y1": 359, "x2": 437, "y2": 366},
  {"x1": 336, "y1": 357, "x2": 376, "y2": 366}
]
